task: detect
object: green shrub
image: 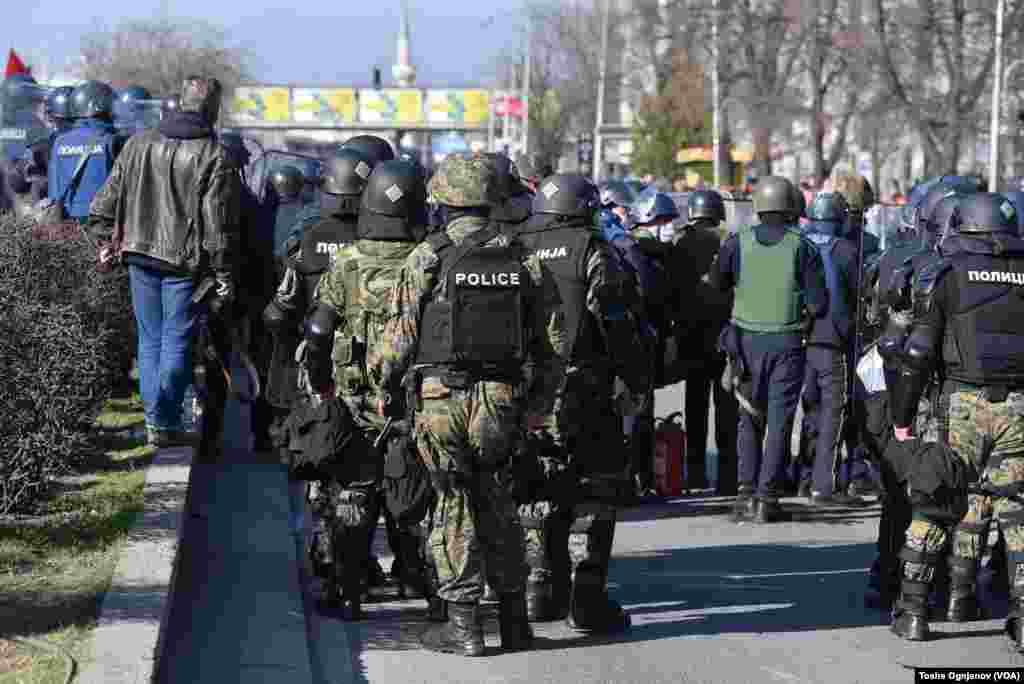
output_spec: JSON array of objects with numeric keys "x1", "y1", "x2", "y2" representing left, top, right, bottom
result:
[{"x1": 0, "y1": 214, "x2": 134, "y2": 514}]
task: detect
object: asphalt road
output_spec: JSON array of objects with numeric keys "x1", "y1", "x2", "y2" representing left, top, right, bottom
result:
[{"x1": 302, "y1": 381, "x2": 1024, "y2": 684}]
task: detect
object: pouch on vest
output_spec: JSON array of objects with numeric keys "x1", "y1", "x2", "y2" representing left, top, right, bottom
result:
[{"x1": 417, "y1": 225, "x2": 528, "y2": 369}]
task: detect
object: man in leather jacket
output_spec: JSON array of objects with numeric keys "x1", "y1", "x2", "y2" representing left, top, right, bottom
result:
[{"x1": 89, "y1": 76, "x2": 240, "y2": 449}]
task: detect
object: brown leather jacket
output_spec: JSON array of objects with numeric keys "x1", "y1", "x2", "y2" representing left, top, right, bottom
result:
[{"x1": 89, "y1": 127, "x2": 240, "y2": 274}]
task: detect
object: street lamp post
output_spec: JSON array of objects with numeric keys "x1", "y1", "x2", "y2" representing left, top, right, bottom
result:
[
  {"x1": 989, "y1": 0, "x2": 1007, "y2": 191},
  {"x1": 593, "y1": 0, "x2": 612, "y2": 184},
  {"x1": 522, "y1": 29, "x2": 531, "y2": 158},
  {"x1": 712, "y1": 0, "x2": 722, "y2": 188}
]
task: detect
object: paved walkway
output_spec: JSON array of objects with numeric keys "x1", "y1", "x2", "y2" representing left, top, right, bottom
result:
[{"x1": 153, "y1": 392, "x2": 313, "y2": 684}]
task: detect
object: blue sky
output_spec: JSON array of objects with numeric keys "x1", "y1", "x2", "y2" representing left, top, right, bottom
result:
[{"x1": 3, "y1": 1, "x2": 523, "y2": 87}]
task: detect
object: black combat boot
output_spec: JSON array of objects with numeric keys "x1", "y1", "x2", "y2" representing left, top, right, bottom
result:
[
  {"x1": 420, "y1": 602, "x2": 485, "y2": 657},
  {"x1": 566, "y1": 569, "x2": 631, "y2": 635},
  {"x1": 395, "y1": 533, "x2": 429, "y2": 600},
  {"x1": 1004, "y1": 560, "x2": 1024, "y2": 652},
  {"x1": 946, "y1": 555, "x2": 979, "y2": 622},
  {"x1": 731, "y1": 485, "x2": 756, "y2": 522},
  {"x1": 865, "y1": 556, "x2": 900, "y2": 611},
  {"x1": 526, "y1": 580, "x2": 554, "y2": 622},
  {"x1": 498, "y1": 593, "x2": 534, "y2": 651},
  {"x1": 753, "y1": 497, "x2": 788, "y2": 524},
  {"x1": 891, "y1": 546, "x2": 939, "y2": 641}
]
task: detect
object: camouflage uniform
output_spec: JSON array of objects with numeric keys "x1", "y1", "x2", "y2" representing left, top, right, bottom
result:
[
  {"x1": 309, "y1": 239, "x2": 417, "y2": 613},
  {"x1": 516, "y1": 206, "x2": 650, "y2": 626},
  {"x1": 381, "y1": 214, "x2": 562, "y2": 604}
]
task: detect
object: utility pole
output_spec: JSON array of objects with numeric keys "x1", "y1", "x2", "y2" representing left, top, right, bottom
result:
[
  {"x1": 990, "y1": 0, "x2": 1006, "y2": 191},
  {"x1": 522, "y1": 26, "x2": 531, "y2": 157},
  {"x1": 593, "y1": 0, "x2": 611, "y2": 184},
  {"x1": 712, "y1": 0, "x2": 722, "y2": 188},
  {"x1": 488, "y1": 91, "x2": 496, "y2": 152}
]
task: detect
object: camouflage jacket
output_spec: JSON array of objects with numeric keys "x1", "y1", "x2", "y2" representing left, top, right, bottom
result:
[
  {"x1": 379, "y1": 215, "x2": 565, "y2": 416},
  {"x1": 315, "y1": 238, "x2": 418, "y2": 429}
]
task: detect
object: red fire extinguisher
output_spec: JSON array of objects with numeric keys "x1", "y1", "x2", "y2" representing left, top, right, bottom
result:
[{"x1": 654, "y1": 412, "x2": 685, "y2": 497}]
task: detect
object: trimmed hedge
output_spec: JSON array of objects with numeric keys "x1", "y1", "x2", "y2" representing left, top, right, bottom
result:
[{"x1": 0, "y1": 214, "x2": 134, "y2": 514}]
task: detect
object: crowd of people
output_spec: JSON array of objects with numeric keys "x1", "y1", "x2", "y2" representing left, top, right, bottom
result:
[{"x1": 6, "y1": 71, "x2": 1024, "y2": 657}]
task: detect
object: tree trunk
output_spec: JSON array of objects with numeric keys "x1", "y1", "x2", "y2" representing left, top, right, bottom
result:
[{"x1": 753, "y1": 126, "x2": 772, "y2": 177}]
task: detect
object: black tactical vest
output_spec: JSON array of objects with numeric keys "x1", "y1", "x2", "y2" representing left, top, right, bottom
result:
[
  {"x1": 301, "y1": 215, "x2": 358, "y2": 277},
  {"x1": 416, "y1": 224, "x2": 529, "y2": 373},
  {"x1": 942, "y1": 253, "x2": 1024, "y2": 386},
  {"x1": 516, "y1": 217, "x2": 595, "y2": 361}
]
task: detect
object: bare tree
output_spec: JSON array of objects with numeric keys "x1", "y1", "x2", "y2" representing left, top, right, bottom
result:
[
  {"x1": 872, "y1": 0, "x2": 1024, "y2": 175},
  {"x1": 80, "y1": 18, "x2": 250, "y2": 98}
]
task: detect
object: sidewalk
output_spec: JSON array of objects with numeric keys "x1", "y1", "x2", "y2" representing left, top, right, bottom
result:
[{"x1": 153, "y1": 391, "x2": 313, "y2": 684}]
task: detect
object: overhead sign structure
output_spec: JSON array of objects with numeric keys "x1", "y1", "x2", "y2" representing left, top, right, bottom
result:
[
  {"x1": 292, "y1": 88, "x2": 356, "y2": 125},
  {"x1": 231, "y1": 87, "x2": 291, "y2": 123},
  {"x1": 426, "y1": 90, "x2": 490, "y2": 126},
  {"x1": 359, "y1": 89, "x2": 423, "y2": 125}
]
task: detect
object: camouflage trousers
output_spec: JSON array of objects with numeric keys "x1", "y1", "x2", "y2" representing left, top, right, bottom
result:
[
  {"x1": 414, "y1": 378, "x2": 527, "y2": 603},
  {"x1": 521, "y1": 368, "x2": 624, "y2": 591},
  {"x1": 905, "y1": 389, "x2": 1024, "y2": 561}
]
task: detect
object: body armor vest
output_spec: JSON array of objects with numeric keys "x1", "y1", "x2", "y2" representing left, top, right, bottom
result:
[
  {"x1": 301, "y1": 215, "x2": 358, "y2": 276},
  {"x1": 731, "y1": 227, "x2": 805, "y2": 333},
  {"x1": 942, "y1": 253, "x2": 1024, "y2": 386},
  {"x1": 416, "y1": 224, "x2": 529, "y2": 373},
  {"x1": 516, "y1": 218, "x2": 595, "y2": 361}
]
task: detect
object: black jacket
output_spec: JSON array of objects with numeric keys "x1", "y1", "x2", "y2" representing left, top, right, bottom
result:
[{"x1": 89, "y1": 111, "x2": 240, "y2": 274}]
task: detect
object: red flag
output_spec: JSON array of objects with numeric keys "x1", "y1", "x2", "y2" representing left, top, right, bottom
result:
[{"x1": 5, "y1": 49, "x2": 31, "y2": 78}]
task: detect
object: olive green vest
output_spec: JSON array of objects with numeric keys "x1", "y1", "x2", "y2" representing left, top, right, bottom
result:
[{"x1": 730, "y1": 227, "x2": 805, "y2": 333}]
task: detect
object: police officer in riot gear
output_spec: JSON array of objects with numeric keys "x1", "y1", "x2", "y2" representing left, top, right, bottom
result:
[
  {"x1": 267, "y1": 164, "x2": 307, "y2": 257},
  {"x1": 49, "y1": 80, "x2": 124, "y2": 222},
  {"x1": 114, "y1": 86, "x2": 155, "y2": 135},
  {"x1": 888, "y1": 192, "x2": 1024, "y2": 644},
  {"x1": 797, "y1": 192, "x2": 865, "y2": 506},
  {"x1": 514, "y1": 173, "x2": 648, "y2": 631},
  {"x1": 299, "y1": 158, "x2": 427, "y2": 620},
  {"x1": 711, "y1": 176, "x2": 828, "y2": 523},
  {"x1": 485, "y1": 152, "x2": 532, "y2": 234},
  {"x1": 377, "y1": 153, "x2": 563, "y2": 657},
  {"x1": 3, "y1": 85, "x2": 75, "y2": 205},
  {"x1": 341, "y1": 134, "x2": 396, "y2": 166},
  {"x1": 264, "y1": 148, "x2": 374, "y2": 458},
  {"x1": 672, "y1": 190, "x2": 739, "y2": 494}
]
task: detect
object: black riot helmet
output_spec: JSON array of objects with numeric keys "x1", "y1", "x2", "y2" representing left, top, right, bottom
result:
[
  {"x1": 118, "y1": 86, "x2": 152, "y2": 110},
  {"x1": 45, "y1": 86, "x2": 75, "y2": 123},
  {"x1": 484, "y1": 152, "x2": 526, "y2": 199},
  {"x1": 1003, "y1": 190, "x2": 1024, "y2": 236},
  {"x1": 341, "y1": 134, "x2": 395, "y2": 167},
  {"x1": 532, "y1": 173, "x2": 600, "y2": 218},
  {"x1": 162, "y1": 95, "x2": 179, "y2": 115},
  {"x1": 320, "y1": 147, "x2": 374, "y2": 196},
  {"x1": 269, "y1": 165, "x2": 305, "y2": 203},
  {"x1": 932, "y1": 194, "x2": 966, "y2": 255},
  {"x1": 917, "y1": 182, "x2": 962, "y2": 249},
  {"x1": 357, "y1": 159, "x2": 428, "y2": 241},
  {"x1": 956, "y1": 193, "x2": 1020, "y2": 238},
  {"x1": 71, "y1": 80, "x2": 115, "y2": 120},
  {"x1": 687, "y1": 190, "x2": 726, "y2": 225},
  {"x1": 807, "y1": 192, "x2": 849, "y2": 223}
]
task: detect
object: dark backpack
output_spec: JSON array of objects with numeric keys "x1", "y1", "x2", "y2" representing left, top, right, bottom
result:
[{"x1": 806, "y1": 232, "x2": 851, "y2": 322}]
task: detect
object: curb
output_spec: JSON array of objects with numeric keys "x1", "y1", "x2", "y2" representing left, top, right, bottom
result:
[{"x1": 77, "y1": 445, "x2": 193, "y2": 684}]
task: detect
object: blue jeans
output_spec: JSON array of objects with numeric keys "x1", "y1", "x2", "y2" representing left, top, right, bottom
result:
[{"x1": 128, "y1": 265, "x2": 196, "y2": 431}]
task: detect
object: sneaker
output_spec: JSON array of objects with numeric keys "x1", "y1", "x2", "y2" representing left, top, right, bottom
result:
[{"x1": 146, "y1": 427, "x2": 193, "y2": 448}]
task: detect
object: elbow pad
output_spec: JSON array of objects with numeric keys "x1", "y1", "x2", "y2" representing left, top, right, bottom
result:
[
  {"x1": 902, "y1": 326, "x2": 938, "y2": 374},
  {"x1": 303, "y1": 304, "x2": 339, "y2": 390}
]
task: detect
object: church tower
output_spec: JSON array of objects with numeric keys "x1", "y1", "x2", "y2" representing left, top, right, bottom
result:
[{"x1": 392, "y1": 0, "x2": 416, "y2": 87}]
